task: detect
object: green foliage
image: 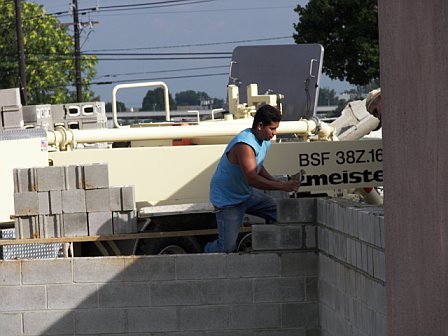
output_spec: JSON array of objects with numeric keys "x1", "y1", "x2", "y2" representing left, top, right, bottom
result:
[
  {"x1": 212, "y1": 98, "x2": 224, "y2": 109},
  {"x1": 175, "y1": 90, "x2": 205, "y2": 106},
  {"x1": 175, "y1": 90, "x2": 224, "y2": 109},
  {"x1": 318, "y1": 87, "x2": 339, "y2": 106},
  {"x1": 105, "y1": 101, "x2": 127, "y2": 112},
  {"x1": 141, "y1": 88, "x2": 177, "y2": 111},
  {"x1": 294, "y1": 0, "x2": 379, "y2": 85},
  {"x1": 0, "y1": 1, "x2": 97, "y2": 105}
]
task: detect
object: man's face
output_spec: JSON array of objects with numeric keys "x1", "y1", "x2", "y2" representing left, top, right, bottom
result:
[{"x1": 256, "y1": 121, "x2": 280, "y2": 141}]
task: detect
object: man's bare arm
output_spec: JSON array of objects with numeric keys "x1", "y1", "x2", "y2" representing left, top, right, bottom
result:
[{"x1": 231, "y1": 143, "x2": 300, "y2": 192}]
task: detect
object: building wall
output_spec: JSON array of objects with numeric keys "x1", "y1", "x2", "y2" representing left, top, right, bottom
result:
[
  {"x1": 0, "y1": 198, "x2": 387, "y2": 335},
  {"x1": 378, "y1": 1, "x2": 448, "y2": 334}
]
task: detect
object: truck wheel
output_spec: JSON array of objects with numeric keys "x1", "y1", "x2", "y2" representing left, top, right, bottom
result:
[
  {"x1": 136, "y1": 237, "x2": 202, "y2": 255},
  {"x1": 236, "y1": 233, "x2": 252, "y2": 252}
]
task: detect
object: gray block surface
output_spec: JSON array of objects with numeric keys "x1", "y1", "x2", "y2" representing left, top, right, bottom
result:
[
  {"x1": 113, "y1": 210, "x2": 137, "y2": 234},
  {"x1": 85, "y1": 188, "x2": 111, "y2": 212},
  {"x1": 14, "y1": 191, "x2": 39, "y2": 216},
  {"x1": 62, "y1": 189, "x2": 86, "y2": 213},
  {"x1": 63, "y1": 213, "x2": 88, "y2": 237},
  {"x1": 277, "y1": 198, "x2": 317, "y2": 223},
  {"x1": 35, "y1": 166, "x2": 64, "y2": 191},
  {"x1": 87, "y1": 211, "x2": 113, "y2": 235},
  {"x1": 83, "y1": 163, "x2": 109, "y2": 189}
]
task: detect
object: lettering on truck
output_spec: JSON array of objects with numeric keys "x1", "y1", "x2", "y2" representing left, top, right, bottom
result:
[{"x1": 296, "y1": 140, "x2": 383, "y2": 191}]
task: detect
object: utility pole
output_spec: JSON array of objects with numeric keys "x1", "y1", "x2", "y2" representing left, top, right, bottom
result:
[
  {"x1": 72, "y1": 0, "x2": 82, "y2": 102},
  {"x1": 14, "y1": 0, "x2": 27, "y2": 105}
]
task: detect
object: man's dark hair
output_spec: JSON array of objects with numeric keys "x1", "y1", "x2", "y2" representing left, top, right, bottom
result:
[{"x1": 252, "y1": 104, "x2": 282, "y2": 128}]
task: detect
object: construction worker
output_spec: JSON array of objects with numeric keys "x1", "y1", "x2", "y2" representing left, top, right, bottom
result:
[
  {"x1": 204, "y1": 104, "x2": 301, "y2": 253},
  {"x1": 366, "y1": 88, "x2": 382, "y2": 127}
]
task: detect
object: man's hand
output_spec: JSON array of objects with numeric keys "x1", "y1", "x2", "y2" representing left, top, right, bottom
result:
[{"x1": 279, "y1": 180, "x2": 301, "y2": 192}]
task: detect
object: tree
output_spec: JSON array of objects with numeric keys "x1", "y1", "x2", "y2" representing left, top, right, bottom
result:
[
  {"x1": 175, "y1": 90, "x2": 203, "y2": 106},
  {"x1": 175, "y1": 90, "x2": 224, "y2": 109},
  {"x1": 294, "y1": 0, "x2": 379, "y2": 86},
  {"x1": 141, "y1": 88, "x2": 176, "y2": 111},
  {"x1": 0, "y1": 1, "x2": 97, "y2": 105},
  {"x1": 318, "y1": 87, "x2": 339, "y2": 106},
  {"x1": 105, "y1": 101, "x2": 127, "y2": 112}
]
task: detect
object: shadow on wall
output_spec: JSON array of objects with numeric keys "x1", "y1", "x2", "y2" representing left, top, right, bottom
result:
[{"x1": 6, "y1": 251, "x2": 319, "y2": 335}]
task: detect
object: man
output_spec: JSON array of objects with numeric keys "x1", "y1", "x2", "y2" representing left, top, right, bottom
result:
[
  {"x1": 366, "y1": 88, "x2": 382, "y2": 127},
  {"x1": 204, "y1": 104, "x2": 301, "y2": 253}
]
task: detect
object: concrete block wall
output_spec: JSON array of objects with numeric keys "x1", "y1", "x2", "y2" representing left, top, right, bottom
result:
[
  {"x1": 0, "y1": 252, "x2": 318, "y2": 336},
  {"x1": 13, "y1": 164, "x2": 137, "y2": 239},
  {"x1": 1, "y1": 197, "x2": 386, "y2": 335},
  {"x1": 316, "y1": 198, "x2": 386, "y2": 336}
]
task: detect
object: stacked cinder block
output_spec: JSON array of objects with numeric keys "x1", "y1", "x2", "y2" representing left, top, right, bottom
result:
[
  {"x1": 0, "y1": 88, "x2": 24, "y2": 130},
  {"x1": 251, "y1": 198, "x2": 317, "y2": 251},
  {"x1": 22, "y1": 102, "x2": 107, "y2": 131},
  {"x1": 13, "y1": 163, "x2": 137, "y2": 239}
]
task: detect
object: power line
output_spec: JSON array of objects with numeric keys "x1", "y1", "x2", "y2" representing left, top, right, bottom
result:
[
  {"x1": 84, "y1": 36, "x2": 292, "y2": 52},
  {"x1": 93, "y1": 5, "x2": 298, "y2": 17},
  {"x1": 90, "y1": 71, "x2": 228, "y2": 85},
  {"x1": 45, "y1": 0, "x2": 217, "y2": 17},
  {"x1": 95, "y1": 65, "x2": 228, "y2": 78}
]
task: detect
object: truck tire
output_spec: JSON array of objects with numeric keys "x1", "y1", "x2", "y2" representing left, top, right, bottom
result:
[{"x1": 136, "y1": 236, "x2": 202, "y2": 255}]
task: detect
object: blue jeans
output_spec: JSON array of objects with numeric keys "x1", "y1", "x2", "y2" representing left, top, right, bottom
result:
[{"x1": 204, "y1": 190, "x2": 277, "y2": 253}]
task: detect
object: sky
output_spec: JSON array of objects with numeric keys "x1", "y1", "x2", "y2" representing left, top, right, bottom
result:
[{"x1": 32, "y1": 0, "x2": 354, "y2": 109}]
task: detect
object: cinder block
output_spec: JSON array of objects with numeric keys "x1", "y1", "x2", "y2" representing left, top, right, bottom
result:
[
  {"x1": 2, "y1": 106, "x2": 24, "y2": 129},
  {"x1": 122, "y1": 256, "x2": 175, "y2": 281},
  {"x1": 254, "y1": 277, "x2": 306, "y2": 302},
  {"x1": 74, "y1": 257, "x2": 124, "y2": 283},
  {"x1": 150, "y1": 281, "x2": 202, "y2": 306},
  {"x1": 305, "y1": 224, "x2": 317, "y2": 248},
  {"x1": 252, "y1": 225, "x2": 281, "y2": 250},
  {"x1": 277, "y1": 198, "x2": 316, "y2": 223},
  {"x1": 121, "y1": 185, "x2": 136, "y2": 210},
  {"x1": 110, "y1": 186, "x2": 136, "y2": 211},
  {"x1": 128, "y1": 307, "x2": 178, "y2": 333},
  {"x1": 62, "y1": 189, "x2": 86, "y2": 213},
  {"x1": 201, "y1": 279, "x2": 252, "y2": 304},
  {"x1": 35, "y1": 166, "x2": 64, "y2": 191},
  {"x1": 230, "y1": 304, "x2": 281, "y2": 329},
  {"x1": 13, "y1": 167, "x2": 36, "y2": 192},
  {"x1": 85, "y1": 188, "x2": 111, "y2": 212},
  {"x1": 179, "y1": 305, "x2": 230, "y2": 330},
  {"x1": 22, "y1": 259, "x2": 72, "y2": 284},
  {"x1": 98, "y1": 282, "x2": 149, "y2": 307},
  {"x1": 280, "y1": 252, "x2": 317, "y2": 277},
  {"x1": 23, "y1": 311, "x2": 74, "y2": 336},
  {"x1": 39, "y1": 214, "x2": 63, "y2": 238},
  {"x1": 15, "y1": 216, "x2": 39, "y2": 239},
  {"x1": 47, "y1": 284, "x2": 99, "y2": 309},
  {"x1": 14, "y1": 191, "x2": 39, "y2": 216},
  {"x1": 38, "y1": 190, "x2": 62, "y2": 215},
  {"x1": 227, "y1": 253, "x2": 279, "y2": 278},
  {"x1": 75, "y1": 309, "x2": 126, "y2": 334},
  {"x1": 64, "y1": 165, "x2": 84, "y2": 189},
  {"x1": 88, "y1": 211, "x2": 113, "y2": 235},
  {"x1": 282, "y1": 302, "x2": 319, "y2": 328},
  {"x1": 109, "y1": 186, "x2": 122, "y2": 211},
  {"x1": 112, "y1": 210, "x2": 137, "y2": 234},
  {"x1": 176, "y1": 254, "x2": 226, "y2": 279},
  {"x1": 83, "y1": 163, "x2": 109, "y2": 189},
  {"x1": 38, "y1": 192, "x2": 49, "y2": 214},
  {"x1": 63, "y1": 213, "x2": 88, "y2": 237},
  {"x1": 0, "y1": 261, "x2": 21, "y2": 285},
  {"x1": 0, "y1": 313, "x2": 22, "y2": 336},
  {"x1": 0, "y1": 286, "x2": 46, "y2": 311}
]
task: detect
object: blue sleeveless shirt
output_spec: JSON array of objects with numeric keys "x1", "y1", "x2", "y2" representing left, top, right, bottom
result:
[{"x1": 210, "y1": 128, "x2": 271, "y2": 208}]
